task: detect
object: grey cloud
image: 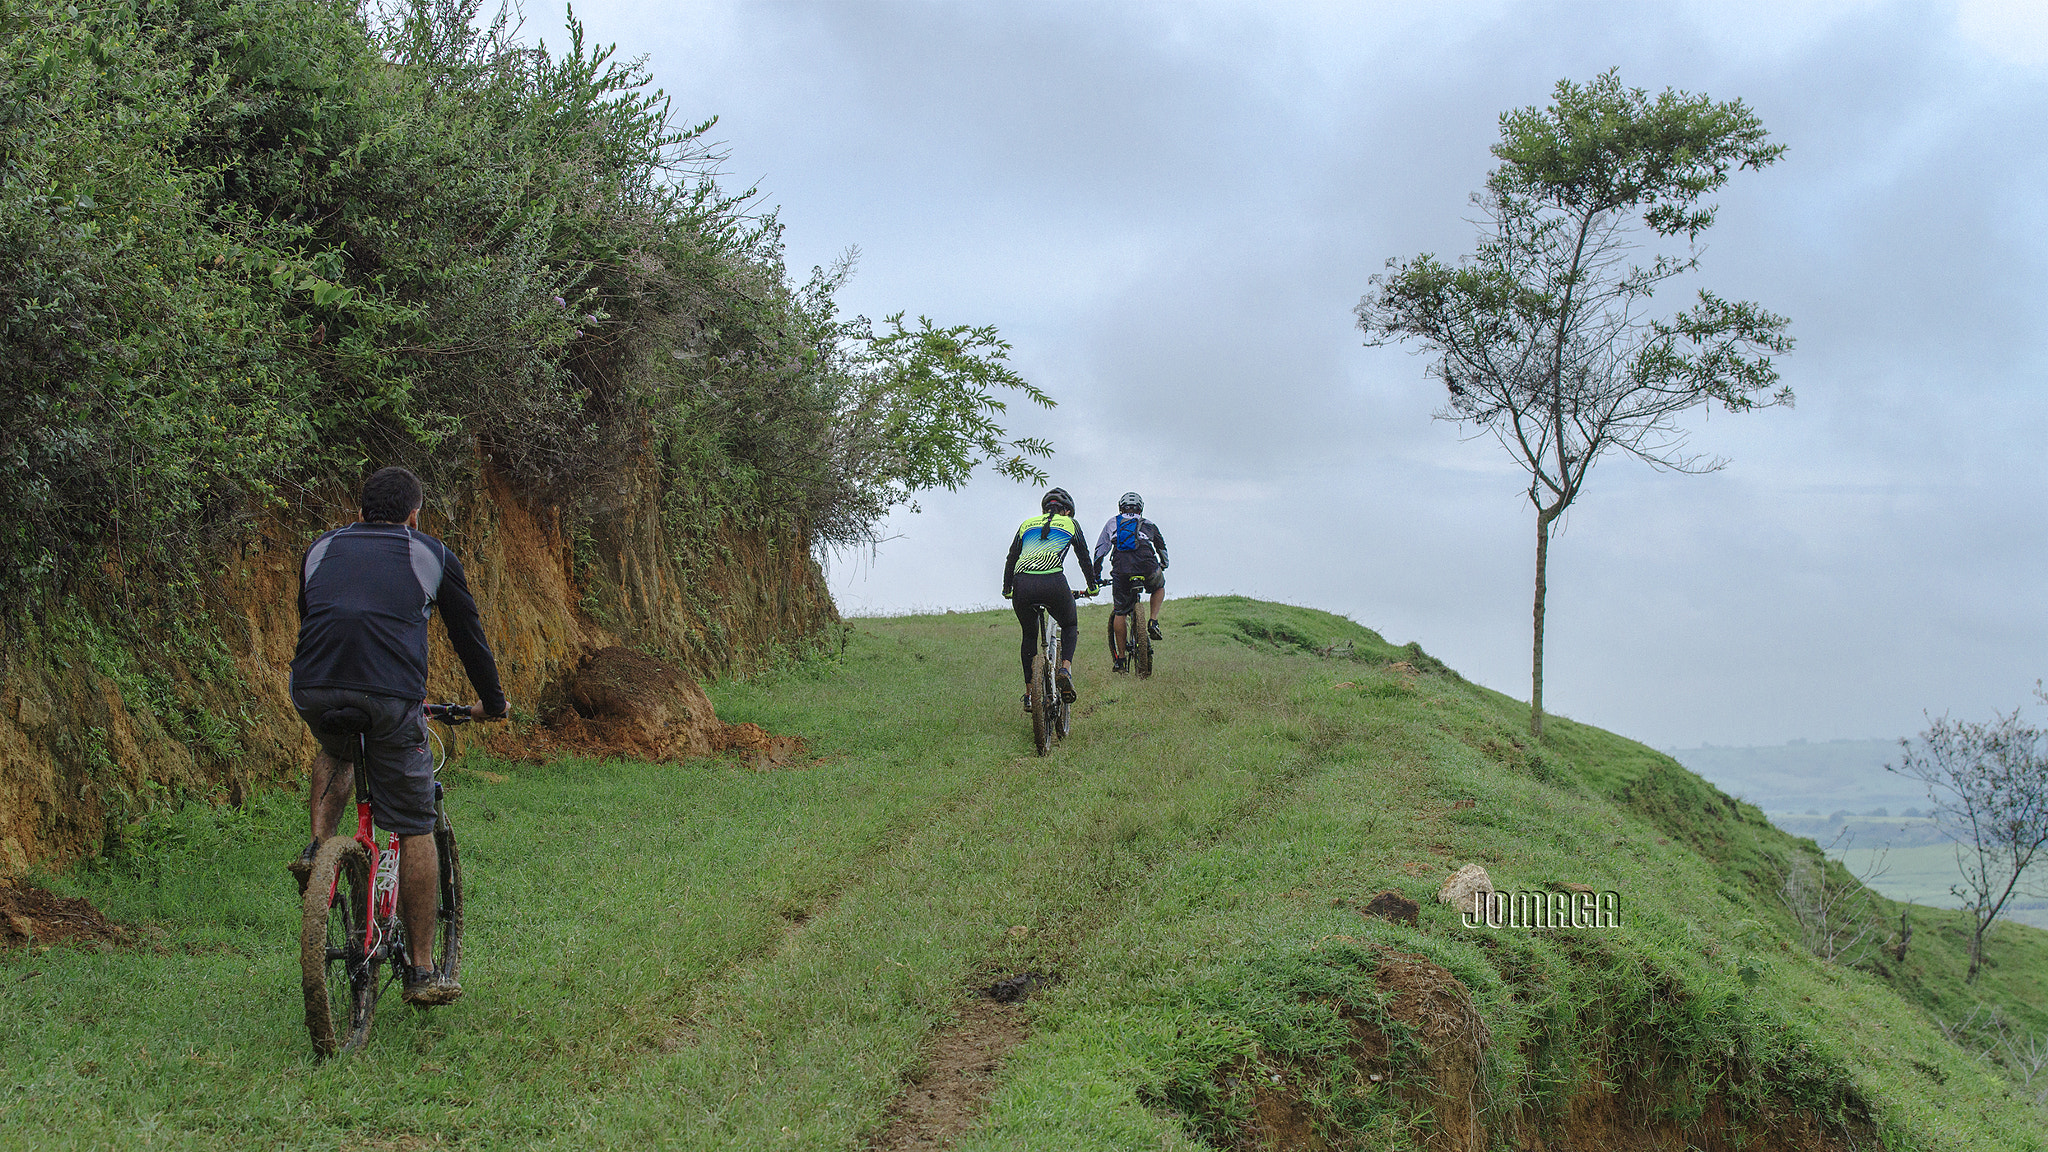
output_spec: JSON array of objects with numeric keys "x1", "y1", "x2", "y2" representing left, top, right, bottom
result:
[{"x1": 528, "y1": 0, "x2": 2048, "y2": 746}]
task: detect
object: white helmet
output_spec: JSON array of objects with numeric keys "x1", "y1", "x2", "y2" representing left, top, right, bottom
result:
[{"x1": 1118, "y1": 491, "x2": 1144, "y2": 513}]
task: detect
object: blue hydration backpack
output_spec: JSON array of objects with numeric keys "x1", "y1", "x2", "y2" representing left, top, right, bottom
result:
[{"x1": 1114, "y1": 514, "x2": 1146, "y2": 554}]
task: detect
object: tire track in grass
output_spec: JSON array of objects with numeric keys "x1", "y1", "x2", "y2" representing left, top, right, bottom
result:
[
  {"x1": 870, "y1": 997, "x2": 1030, "y2": 1151},
  {"x1": 631, "y1": 610, "x2": 1391, "y2": 1147},
  {"x1": 857, "y1": 692, "x2": 1380, "y2": 1150}
]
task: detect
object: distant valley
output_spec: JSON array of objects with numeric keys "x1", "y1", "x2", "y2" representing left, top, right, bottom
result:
[{"x1": 1668, "y1": 738, "x2": 2048, "y2": 929}]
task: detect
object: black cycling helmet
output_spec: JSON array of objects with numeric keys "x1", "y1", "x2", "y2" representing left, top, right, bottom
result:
[
  {"x1": 1118, "y1": 491, "x2": 1144, "y2": 513},
  {"x1": 1041, "y1": 487, "x2": 1074, "y2": 515}
]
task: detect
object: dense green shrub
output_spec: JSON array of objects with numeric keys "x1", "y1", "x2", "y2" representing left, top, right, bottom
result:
[{"x1": 0, "y1": 0, "x2": 1047, "y2": 611}]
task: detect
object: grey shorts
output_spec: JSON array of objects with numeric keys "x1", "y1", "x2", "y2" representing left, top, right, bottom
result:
[
  {"x1": 291, "y1": 687, "x2": 436, "y2": 836},
  {"x1": 1111, "y1": 569, "x2": 1163, "y2": 614}
]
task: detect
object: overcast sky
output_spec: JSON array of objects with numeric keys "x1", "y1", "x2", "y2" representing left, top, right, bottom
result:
[{"x1": 514, "y1": 0, "x2": 2048, "y2": 749}]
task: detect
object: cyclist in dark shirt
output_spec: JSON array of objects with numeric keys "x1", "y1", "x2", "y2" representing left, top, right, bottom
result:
[
  {"x1": 1002, "y1": 487, "x2": 1098, "y2": 708},
  {"x1": 1092, "y1": 491, "x2": 1168, "y2": 673},
  {"x1": 286, "y1": 467, "x2": 509, "y2": 1007}
]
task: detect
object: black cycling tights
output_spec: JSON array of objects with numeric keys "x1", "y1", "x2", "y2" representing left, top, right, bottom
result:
[{"x1": 1011, "y1": 572, "x2": 1078, "y2": 683}]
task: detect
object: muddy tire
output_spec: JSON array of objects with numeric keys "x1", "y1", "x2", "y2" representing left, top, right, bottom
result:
[
  {"x1": 429, "y1": 796, "x2": 463, "y2": 980},
  {"x1": 300, "y1": 837, "x2": 378, "y2": 1056},
  {"x1": 1131, "y1": 602, "x2": 1153, "y2": 680},
  {"x1": 1029, "y1": 653, "x2": 1052, "y2": 756}
]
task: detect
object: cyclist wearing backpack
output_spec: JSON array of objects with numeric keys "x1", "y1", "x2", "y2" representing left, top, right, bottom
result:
[
  {"x1": 1092, "y1": 491, "x2": 1169, "y2": 674},
  {"x1": 286, "y1": 466, "x2": 509, "y2": 1007},
  {"x1": 1002, "y1": 487, "x2": 1098, "y2": 708}
]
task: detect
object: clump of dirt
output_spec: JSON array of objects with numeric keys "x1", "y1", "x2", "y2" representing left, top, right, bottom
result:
[
  {"x1": 0, "y1": 881, "x2": 127, "y2": 948},
  {"x1": 987, "y1": 973, "x2": 1035, "y2": 1003},
  {"x1": 483, "y1": 646, "x2": 805, "y2": 767},
  {"x1": 1358, "y1": 890, "x2": 1420, "y2": 926},
  {"x1": 711, "y1": 721, "x2": 806, "y2": 767}
]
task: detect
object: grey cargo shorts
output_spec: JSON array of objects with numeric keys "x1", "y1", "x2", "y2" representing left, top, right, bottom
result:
[{"x1": 291, "y1": 687, "x2": 436, "y2": 836}]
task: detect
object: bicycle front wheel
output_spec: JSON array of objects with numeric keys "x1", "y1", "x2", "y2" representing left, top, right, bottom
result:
[
  {"x1": 300, "y1": 837, "x2": 378, "y2": 1056},
  {"x1": 430, "y1": 792, "x2": 464, "y2": 980}
]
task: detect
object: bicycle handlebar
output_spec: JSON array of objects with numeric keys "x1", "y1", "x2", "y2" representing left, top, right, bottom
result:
[{"x1": 425, "y1": 702, "x2": 510, "y2": 726}]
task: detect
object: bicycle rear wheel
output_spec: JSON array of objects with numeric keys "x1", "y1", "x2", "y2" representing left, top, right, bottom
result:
[
  {"x1": 1131, "y1": 586, "x2": 1153, "y2": 679},
  {"x1": 1028, "y1": 653, "x2": 1052, "y2": 755},
  {"x1": 300, "y1": 837, "x2": 379, "y2": 1056},
  {"x1": 1048, "y1": 622, "x2": 1072, "y2": 742}
]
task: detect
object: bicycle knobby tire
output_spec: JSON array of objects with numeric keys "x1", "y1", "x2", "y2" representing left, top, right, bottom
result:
[
  {"x1": 430, "y1": 800, "x2": 463, "y2": 980},
  {"x1": 300, "y1": 836, "x2": 377, "y2": 1056},
  {"x1": 1029, "y1": 653, "x2": 1052, "y2": 756}
]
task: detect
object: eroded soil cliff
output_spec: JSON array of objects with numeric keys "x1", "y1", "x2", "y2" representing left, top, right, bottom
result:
[{"x1": 0, "y1": 469, "x2": 834, "y2": 875}]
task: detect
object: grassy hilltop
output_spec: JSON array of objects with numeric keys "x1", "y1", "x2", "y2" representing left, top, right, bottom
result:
[{"x1": 3, "y1": 599, "x2": 2044, "y2": 1149}]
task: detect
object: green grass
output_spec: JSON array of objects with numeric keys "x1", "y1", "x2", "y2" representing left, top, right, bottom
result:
[{"x1": 3, "y1": 597, "x2": 2045, "y2": 1149}]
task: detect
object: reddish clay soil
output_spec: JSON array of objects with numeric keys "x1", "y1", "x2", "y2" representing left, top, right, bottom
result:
[
  {"x1": 870, "y1": 997, "x2": 1031, "y2": 1151},
  {"x1": 0, "y1": 881, "x2": 126, "y2": 947},
  {"x1": 480, "y1": 646, "x2": 806, "y2": 768}
]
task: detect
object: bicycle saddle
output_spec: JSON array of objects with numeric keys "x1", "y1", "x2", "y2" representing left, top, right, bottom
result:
[{"x1": 317, "y1": 706, "x2": 372, "y2": 736}]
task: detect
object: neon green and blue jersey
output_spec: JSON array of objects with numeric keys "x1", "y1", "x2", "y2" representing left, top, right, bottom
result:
[{"x1": 1002, "y1": 513, "x2": 1093, "y2": 592}]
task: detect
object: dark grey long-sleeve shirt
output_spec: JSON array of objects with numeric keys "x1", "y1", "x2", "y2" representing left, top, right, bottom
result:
[{"x1": 289, "y1": 521, "x2": 506, "y2": 713}]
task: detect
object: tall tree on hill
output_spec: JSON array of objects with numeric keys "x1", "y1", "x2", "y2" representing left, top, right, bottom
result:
[
  {"x1": 1357, "y1": 71, "x2": 1793, "y2": 738},
  {"x1": 1891, "y1": 706, "x2": 2048, "y2": 982}
]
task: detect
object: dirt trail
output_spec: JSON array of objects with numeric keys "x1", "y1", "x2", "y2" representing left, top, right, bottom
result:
[{"x1": 870, "y1": 995, "x2": 1030, "y2": 1151}]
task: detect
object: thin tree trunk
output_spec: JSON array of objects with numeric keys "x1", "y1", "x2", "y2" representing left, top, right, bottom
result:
[{"x1": 1531, "y1": 508, "x2": 1554, "y2": 739}]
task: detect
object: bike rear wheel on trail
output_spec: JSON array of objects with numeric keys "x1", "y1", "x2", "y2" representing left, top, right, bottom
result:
[
  {"x1": 1124, "y1": 576, "x2": 1153, "y2": 679},
  {"x1": 1029, "y1": 653, "x2": 1053, "y2": 755},
  {"x1": 1045, "y1": 605, "x2": 1073, "y2": 743},
  {"x1": 300, "y1": 837, "x2": 379, "y2": 1056}
]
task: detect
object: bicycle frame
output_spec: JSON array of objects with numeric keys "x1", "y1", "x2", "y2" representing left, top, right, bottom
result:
[
  {"x1": 1038, "y1": 603, "x2": 1061, "y2": 667},
  {"x1": 331, "y1": 733, "x2": 404, "y2": 967},
  {"x1": 303, "y1": 702, "x2": 475, "y2": 1056},
  {"x1": 329, "y1": 706, "x2": 468, "y2": 969}
]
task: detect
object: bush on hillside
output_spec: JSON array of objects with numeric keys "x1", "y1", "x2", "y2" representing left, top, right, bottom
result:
[{"x1": 0, "y1": 0, "x2": 1048, "y2": 612}]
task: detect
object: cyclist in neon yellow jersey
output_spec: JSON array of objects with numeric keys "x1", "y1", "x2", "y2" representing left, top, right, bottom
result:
[{"x1": 1001, "y1": 487, "x2": 1098, "y2": 708}]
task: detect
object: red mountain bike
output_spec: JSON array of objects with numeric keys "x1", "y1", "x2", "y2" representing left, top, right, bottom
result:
[{"x1": 298, "y1": 703, "x2": 473, "y2": 1056}]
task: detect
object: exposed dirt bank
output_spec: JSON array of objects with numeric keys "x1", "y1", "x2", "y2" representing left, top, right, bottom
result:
[
  {"x1": 0, "y1": 468, "x2": 832, "y2": 875},
  {"x1": 1212, "y1": 947, "x2": 1882, "y2": 1152}
]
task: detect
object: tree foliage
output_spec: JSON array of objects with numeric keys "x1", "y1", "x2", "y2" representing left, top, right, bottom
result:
[
  {"x1": 0, "y1": 0, "x2": 1049, "y2": 610},
  {"x1": 1356, "y1": 70, "x2": 1792, "y2": 737}
]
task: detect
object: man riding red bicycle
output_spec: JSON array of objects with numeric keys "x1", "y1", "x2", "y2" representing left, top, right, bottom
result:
[{"x1": 286, "y1": 467, "x2": 509, "y2": 1007}]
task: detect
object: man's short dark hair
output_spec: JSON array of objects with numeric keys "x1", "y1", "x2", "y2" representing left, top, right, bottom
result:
[{"x1": 361, "y1": 467, "x2": 423, "y2": 524}]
